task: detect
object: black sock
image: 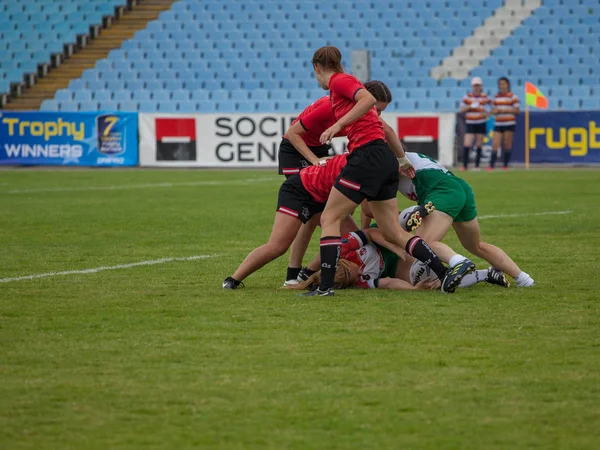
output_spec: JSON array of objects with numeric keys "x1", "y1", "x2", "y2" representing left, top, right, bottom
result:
[
  {"x1": 319, "y1": 236, "x2": 341, "y2": 291},
  {"x1": 503, "y1": 150, "x2": 512, "y2": 167},
  {"x1": 490, "y1": 151, "x2": 498, "y2": 168},
  {"x1": 303, "y1": 267, "x2": 317, "y2": 277},
  {"x1": 462, "y1": 146, "x2": 470, "y2": 168},
  {"x1": 286, "y1": 267, "x2": 301, "y2": 281},
  {"x1": 405, "y1": 236, "x2": 447, "y2": 280},
  {"x1": 475, "y1": 147, "x2": 482, "y2": 167}
]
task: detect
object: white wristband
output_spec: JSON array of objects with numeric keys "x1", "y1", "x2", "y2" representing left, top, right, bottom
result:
[{"x1": 397, "y1": 156, "x2": 410, "y2": 167}]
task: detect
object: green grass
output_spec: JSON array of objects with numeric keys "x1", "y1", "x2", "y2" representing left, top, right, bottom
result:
[{"x1": 0, "y1": 169, "x2": 599, "y2": 450}]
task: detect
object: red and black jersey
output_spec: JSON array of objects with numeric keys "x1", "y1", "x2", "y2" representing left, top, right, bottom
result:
[
  {"x1": 329, "y1": 72, "x2": 384, "y2": 152},
  {"x1": 300, "y1": 153, "x2": 348, "y2": 203},
  {"x1": 284, "y1": 96, "x2": 337, "y2": 147}
]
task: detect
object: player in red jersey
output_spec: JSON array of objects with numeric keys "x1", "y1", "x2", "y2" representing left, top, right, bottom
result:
[
  {"x1": 223, "y1": 154, "x2": 356, "y2": 288},
  {"x1": 278, "y1": 96, "x2": 335, "y2": 177},
  {"x1": 282, "y1": 80, "x2": 398, "y2": 285},
  {"x1": 301, "y1": 46, "x2": 475, "y2": 296}
]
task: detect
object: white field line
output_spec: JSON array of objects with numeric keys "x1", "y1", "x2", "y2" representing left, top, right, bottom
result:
[
  {"x1": 7, "y1": 177, "x2": 280, "y2": 194},
  {"x1": 0, "y1": 255, "x2": 218, "y2": 284},
  {"x1": 478, "y1": 210, "x2": 572, "y2": 220}
]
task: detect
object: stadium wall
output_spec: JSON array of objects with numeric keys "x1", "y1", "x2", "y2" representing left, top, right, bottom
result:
[{"x1": 1, "y1": 111, "x2": 599, "y2": 167}]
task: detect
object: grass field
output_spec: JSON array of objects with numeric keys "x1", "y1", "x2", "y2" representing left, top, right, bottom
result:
[{"x1": 1, "y1": 168, "x2": 599, "y2": 449}]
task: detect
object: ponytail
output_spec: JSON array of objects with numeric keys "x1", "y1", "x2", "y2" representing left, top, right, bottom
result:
[{"x1": 365, "y1": 80, "x2": 393, "y2": 103}]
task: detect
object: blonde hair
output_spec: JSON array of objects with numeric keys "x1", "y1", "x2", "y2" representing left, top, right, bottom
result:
[{"x1": 285, "y1": 259, "x2": 359, "y2": 290}]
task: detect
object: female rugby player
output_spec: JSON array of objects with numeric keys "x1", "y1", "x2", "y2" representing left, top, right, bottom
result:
[
  {"x1": 303, "y1": 46, "x2": 474, "y2": 296},
  {"x1": 283, "y1": 80, "x2": 401, "y2": 286},
  {"x1": 489, "y1": 77, "x2": 520, "y2": 171},
  {"x1": 222, "y1": 153, "x2": 356, "y2": 289},
  {"x1": 395, "y1": 152, "x2": 535, "y2": 287}
]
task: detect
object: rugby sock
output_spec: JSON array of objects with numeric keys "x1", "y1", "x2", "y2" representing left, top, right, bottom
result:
[
  {"x1": 458, "y1": 269, "x2": 488, "y2": 288},
  {"x1": 319, "y1": 236, "x2": 342, "y2": 291},
  {"x1": 462, "y1": 146, "x2": 470, "y2": 168},
  {"x1": 503, "y1": 150, "x2": 512, "y2": 167},
  {"x1": 475, "y1": 147, "x2": 482, "y2": 167},
  {"x1": 341, "y1": 230, "x2": 368, "y2": 258},
  {"x1": 514, "y1": 271, "x2": 535, "y2": 287},
  {"x1": 449, "y1": 254, "x2": 468, "y2": 268},
  {"x1": 405, "y1": 236, "x2": 447, "y2": 280},
  {"x1": 286, "y1": 267, "x2": 301, "y2": 281},
  {"x1": 490, "y1": 151, "x2": 498, "y2": 169}
]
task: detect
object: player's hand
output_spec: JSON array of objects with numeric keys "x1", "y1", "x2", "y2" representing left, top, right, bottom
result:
[
  {"x1": 320, "y1": 122, "x2": 342, "y2": 144},
  {"x1": 397, "y1": 156, "x2": 415, "y2": 179},
  {"x1": 414, "y1": 279, "x2": 441, "y2": 290}
]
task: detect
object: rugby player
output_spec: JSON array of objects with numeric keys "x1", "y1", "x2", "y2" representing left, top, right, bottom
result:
[
  {"x1": 489, "y1": 77, "x2": 520, "y2": 171},
  {"x1": 394, "y1": 152, "x2": 535, "y2": 287},
  {"x1": 459, "y1": 77, "x2": 491, "y2": 171}
]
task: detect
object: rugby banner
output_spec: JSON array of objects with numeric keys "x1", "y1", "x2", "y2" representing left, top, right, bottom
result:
[
  {"x1": 0, "y1": 111, "x2": 138, "y2": 166},
  {"x1": 138, "y1": 113, "x2": 456, "y2": 167},
  {"x1": 513, "y1": 111, "x2": 600, "y2": 164}
]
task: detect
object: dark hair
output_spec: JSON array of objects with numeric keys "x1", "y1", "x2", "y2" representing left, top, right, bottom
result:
[
  {"x1": 365, "y1": 80, "x2": 392, "y2": 103},
  {"x1": 312, "y1": 46, "x2": 344, "y2": 73},
  {"x1": 498, "y1": 77, "x2": 511, "y2": 91}
]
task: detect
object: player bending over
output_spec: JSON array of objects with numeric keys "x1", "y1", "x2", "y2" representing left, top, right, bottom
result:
[{"x1": 392, "y1": 152, "x2": 535, "y2": 287}]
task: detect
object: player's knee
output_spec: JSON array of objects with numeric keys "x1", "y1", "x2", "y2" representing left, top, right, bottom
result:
[{"x1": 267, "y1": 240, "x2": 291, "y2": 258}]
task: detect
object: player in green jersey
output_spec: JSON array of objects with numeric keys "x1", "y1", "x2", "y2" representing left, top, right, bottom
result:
[{"x1": 394, "y1": 152, "x2": 534, "y2": 287}]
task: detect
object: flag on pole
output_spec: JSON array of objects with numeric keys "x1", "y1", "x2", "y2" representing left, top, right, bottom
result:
[{"x1": 525, "y1": 82, "x2": 549, "y2": 109}]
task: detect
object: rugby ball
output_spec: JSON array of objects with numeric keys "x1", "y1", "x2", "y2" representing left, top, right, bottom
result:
[{"x1": 398, "y1": 206, "x2": 417, "y2": 231}]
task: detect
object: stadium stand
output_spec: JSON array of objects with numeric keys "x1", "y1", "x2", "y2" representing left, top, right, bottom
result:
[
  {"x1": 2, "y1": 0, "x2": 599, "y2": 113},
  {"x1": 0, "y1": 0, "x2": 130, "y2": 104}
]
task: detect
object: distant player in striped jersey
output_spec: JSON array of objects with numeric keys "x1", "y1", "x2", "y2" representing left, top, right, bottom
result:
[
  {"x1": 459, "y1": 77, "x2": 491, "y2": 171},
  {"x1": 489, "y1": 77, "x2": 520, "y2": 171}
]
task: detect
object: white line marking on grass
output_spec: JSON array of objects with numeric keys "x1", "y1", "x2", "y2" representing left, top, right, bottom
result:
[
  {"x1": 0, "y1": 255, "x2": 218, "y2": 284},
  {"x1": 7, "y1": 177, "x2": 280, "y2": 194},
  {"x1": 478, "y1": 210, "x2": 572, "y2": 220}
]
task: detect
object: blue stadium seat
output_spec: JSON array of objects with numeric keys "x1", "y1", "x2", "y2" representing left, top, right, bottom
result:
[
  {"x1": 79, "y1": 100, "x2": 99, "y2": 111},
  {"x1": 99, "y1": 100, "x2": 119, "y2": 111},
  {"x1": 191, "y1": 90, "x2": 210, "y2": 102},
  {"x1": 119, "y1": 100, "x2": 138, "y2": 112},
  {"x1": 139, "y1": 100, "x2": 158, "y2": 113},
  {"x1": 153, "y1": 91, "x2": 171, "y2": 102},
  {"x1": 40, "y1": 99, "x2": 59, "y2": 111},
  {"x1": 93, "y1": 89, "x2": 113, "y2": 101},
  {"x1": 211, "y1": 90, "x2": 229, "y2": 101},
  {"x1": 113, "y1": 89, "x2": 132, "y2": 100},
  {"x1": 256, "y1": 100, "x2": 275, "y2": 112},
  {"x1": 216, "y1": 100, "x2": 236, "y2": 112}
]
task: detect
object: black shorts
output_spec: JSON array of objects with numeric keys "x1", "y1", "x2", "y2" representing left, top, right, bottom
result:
[
  {"x1": 278, "y1": 138, "x2": 331, "y2": 178},
  {"x1": 334, "y1": 140, "x2": 399, "y2": 204},
  {"x1": 276, "y1": 174, "x2": 325, "y2": 224},
  {"x1": 466, "y1": 123, "x2": 487, "y2": 135},
  {"x1": 494, "y1": 125, "x2": 516, "y2": 133}
]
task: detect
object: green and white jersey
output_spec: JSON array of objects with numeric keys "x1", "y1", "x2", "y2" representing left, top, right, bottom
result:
[{"x1": 397, "y1": 152, "x2": 451, "y2": 202}]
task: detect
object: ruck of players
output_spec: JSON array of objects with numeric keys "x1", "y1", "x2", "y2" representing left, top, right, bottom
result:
[{"x1": 223, "y1": 46, "x2": 535, "y2": 295}]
